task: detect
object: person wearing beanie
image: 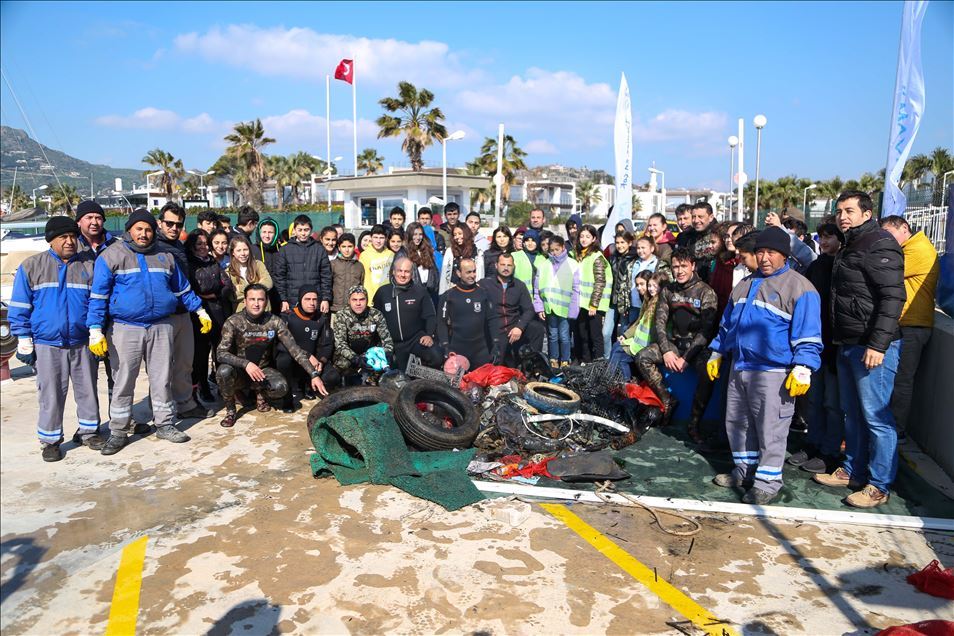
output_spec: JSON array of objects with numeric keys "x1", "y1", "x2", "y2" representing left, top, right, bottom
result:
[
  {"x1": 9, "y1": 217, "x2": 104, "y2": 461},
  {"x1": 332, "y1": 285, "x2": 394, "y2": 383},
  {"x1": 374, "y1": 256, "x2": 443, "y2": 371},
  {"x1": 706, "y1": 226, "x2": 822, "y2": 505},
  {"x1": 86, "y1": 207, "x2": 215, "y2": 455},
  {"x1": 276, "y1": 285, "x2": 337, "y2": 413}
]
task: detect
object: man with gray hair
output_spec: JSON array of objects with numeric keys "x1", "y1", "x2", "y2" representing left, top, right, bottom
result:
[
  {"x1": 373, "y1": 257, "x2": 443, "y2": 371},
  {"x1": 437, "y1": 258, "x2": 499, "y2": 368}
]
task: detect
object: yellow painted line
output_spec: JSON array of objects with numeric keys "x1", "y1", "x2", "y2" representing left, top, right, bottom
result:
[
  {"x1": 104, "y1": 536, "x2": 148, "y2": 636},
  {"x1": 541, "y1": 503, "x2": 738, "y2": 636}
]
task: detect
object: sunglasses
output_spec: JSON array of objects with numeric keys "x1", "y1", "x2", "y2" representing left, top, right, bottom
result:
[{"x1": 161, "y1": 219, "x2": 184, "y2": 228}]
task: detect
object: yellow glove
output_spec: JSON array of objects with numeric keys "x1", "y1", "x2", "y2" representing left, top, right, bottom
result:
[
  {"x1": 197, "y1": 308, "x2": 213, "y2": 334},
  {"x1": 706, "y1": 353, "x2": 722, "y2": 381},
  {"x1": 88, "y1": 327, "x2": 108, "y2": 357},
  {"x1": 785, "y1": 365, "x2": 812, "y2": 397}
]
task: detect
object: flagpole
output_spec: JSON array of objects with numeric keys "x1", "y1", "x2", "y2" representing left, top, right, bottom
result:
[
  {"x1": 326, "y1": 74, "x2": 332, "y2": 212},
  {"x1": 352, "y1": 54, "x2": 358, "y2": 176}
]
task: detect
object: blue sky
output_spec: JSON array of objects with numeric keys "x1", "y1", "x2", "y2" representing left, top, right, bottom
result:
[{"x1": 1, "y1": 1, "x2": 951, "y2": 189}]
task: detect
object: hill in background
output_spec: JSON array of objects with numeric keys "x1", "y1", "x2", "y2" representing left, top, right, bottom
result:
[{"x1": 1, "y1": 126, "x2": 142, "y2": 196}]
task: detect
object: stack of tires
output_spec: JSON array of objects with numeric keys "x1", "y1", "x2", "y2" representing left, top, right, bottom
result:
[{"x1": 306, "y1": 380, "x2": 480, "y2": 451}]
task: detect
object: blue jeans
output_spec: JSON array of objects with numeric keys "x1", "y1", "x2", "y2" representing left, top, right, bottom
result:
[
  {"x1": 546, "y1": 314, "x2": 571, "y2": 363},
  {"x1": 602, "y1": 307, "x2": 616, "y2": 358},
  {"x1": 805, "y1": 365, "x2": 844, "y2": 457},
  {"x1": 608, "y1": 342, "x2": 635, "y2": 380},
  {"x1": 837, "y1": 341, "x2": 900, "y2": 492}
]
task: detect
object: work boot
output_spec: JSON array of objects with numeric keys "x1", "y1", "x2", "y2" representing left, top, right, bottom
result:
[
  {"x1": 813, "y1": 467, "x2": 853, "y2": 488},
  {"x1": 742, "y1": 487, "x2": 777, "y2": 505},
  {"x1": 712, "y1": 472, "x2": 753, "y2": 488},
  {"x1": 155, "y1": 425, "x2": 190, "y2": 443},
  {"x1": 846, "y1": 485, "x2": 890, "y2": 508},
  {"x1": 41, "y1": 443, "x2": 63, "y2": 462},
  {"x1": 101, "y1": 434, "x2": 127, "y2": 456},
  {"x1": 280, "y1": 395, "x2": 296, "y2": 414},
  {"x1": 255, "y1": 392, "x2": 271, "y2": 413},
  {"x1": 133, "y1": 422, "x2": 152, "y2": 436},
  {"x1": 549, "y1": 359, "x2": 559, "y2": 368},
  {"x1": 220, "y1": 402, "x2": 237, "y2": 428},
  {"x1": 178, "y1": 404, "x2": 215, "y2": 420},
  {"x1": 72, "y1": 431, "x2": 106, "y2": 451}
]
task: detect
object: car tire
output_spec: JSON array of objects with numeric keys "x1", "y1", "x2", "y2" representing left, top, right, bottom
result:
[
  {"x1": 306, "y1": 386, "x2": 395, "y2": 435},
  {"x1": 523, "y1": 381, "x2": 581, "y2": 415},
  {"x1": 392, "y1": 380, "x2": 479, "y2": 450}
]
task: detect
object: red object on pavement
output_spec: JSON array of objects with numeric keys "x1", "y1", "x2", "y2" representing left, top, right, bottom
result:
[
  {"x1": 906, "y1": 560, "x2": 954, "y2": 600},
  {"x1": 624, "y1": 382, "x2": 666, "y2": 411},
  {"x1": 877, "y1": 620, "x2": 954, "y2": 636},
  {"x1": 334, "y1": 59, "x2": 354, "y2": 84},
  {"x1": 499, "y1": 456, "x2": 556, "y2": 480},
  {"x1": 462, "y1": 364, "x2": 526, "y2": 389}
]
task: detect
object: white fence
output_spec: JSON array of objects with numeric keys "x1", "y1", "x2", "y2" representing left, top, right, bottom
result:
[{"x1": 903, "y1": 205, "x2": 947, "y2": 254}]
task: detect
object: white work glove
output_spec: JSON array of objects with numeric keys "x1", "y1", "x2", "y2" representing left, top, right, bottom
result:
[
  {"x1": 196, "y1": 308, "x2": 213, "y2": 334},
  {"x1": 785, "y1": 365, "x2": 812, "y2": 397},
  {"x1": 88, "y1": 327, "x2": 108, "y2": 358},
  {"x1": 706, "y1": 352, "x2": 722, "y2": 381}
]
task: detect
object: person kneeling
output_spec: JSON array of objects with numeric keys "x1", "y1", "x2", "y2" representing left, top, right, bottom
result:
[
  {"x1": 276, "y1": 285, "x2": 338, "y2": 413},
  {"x1": 332, "y1": 285, "x2": 395, "y2": 383},
  {"x1": 216, "y1": 284, "x2": 326, "y2": 427}
]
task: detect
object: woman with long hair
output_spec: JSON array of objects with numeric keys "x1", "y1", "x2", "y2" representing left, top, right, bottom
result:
[
  {"x1": 209, "y1": 228, "x2": 231, "y2": 269},
  {"x1": 439, "y1": 223, "x2": 485, "y2": 294},
  {"x1": 573, "y1": 224, "x2": 613, "y2": 363},
  {"x1": 226, "y1": 235, "x2": 273, "y2": 313},
  {"x1": 483, "y1": 225, "x2": 513, "y2": 277},
  {"x1": 609, "y1": 270, "x2": 667, "y2": 380},
  {"x1": 403, "y1": 222, "x2": 440, "y2": 297},
  {"x1": 185, "y1": 229, "x2": 232, "y2": 402}
]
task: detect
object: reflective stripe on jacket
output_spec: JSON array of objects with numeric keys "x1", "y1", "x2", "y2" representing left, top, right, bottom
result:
[
  {"x1": 9, "y1": 249, "x2": 95, "y2": 346},
  {"x1": 538, "y1": 253, "x2": 581, "y2": 319}
]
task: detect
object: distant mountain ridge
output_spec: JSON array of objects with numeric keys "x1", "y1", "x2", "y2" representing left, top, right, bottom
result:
[{"x1": 1, "y1": 126, "x2": 142, "y2": 196}]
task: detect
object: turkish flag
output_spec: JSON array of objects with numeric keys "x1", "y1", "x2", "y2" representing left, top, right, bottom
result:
[{"x1": 334, "y1": 59, "x2": 354, "y2": 84}]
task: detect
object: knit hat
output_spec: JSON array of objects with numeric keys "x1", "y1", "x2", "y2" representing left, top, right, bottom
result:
[
  {"x1": 523, "y1": 229, "x2": 540, "y2": 244},
  {"x1": 348, "y1": 284, "x2": 367, "y2": 297},
  {"x1": 45, "y1": 216, "x2": 80, "y2": 242},
  {"x1": 754, "y1": 226, "x2": 791, "y2": 257},
  {"x1": 125, "y1": 208, "x2": 158, "y2": 232},
  {"x1": 75, "y1": 200, "x2": 105, "y2": 223}
]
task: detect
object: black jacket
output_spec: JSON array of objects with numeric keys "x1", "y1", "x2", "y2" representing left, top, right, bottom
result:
[
  {"x1": 373, "y1": 282, "x2": 437, "y2": 344},
  {"x1": 275, "y1": 238, "x2": 333, "y2": 304},
  {"x1": 805, "y1": 253, "x2": 836, "y2": 370},
  {"x1": 437, "y1": 283, "x2": 499, "y2": 359},
  {"x1": 280, "y1": 306, "x2": 334, "y2": 364},
  {"x1": 478, "y1": 274, "x2": 533, "y2": 337},
  {"x1": 831, "y1": 218, "x2": 905, "y2": 352},
  {"x1": 157, "y1": 235, "x2": 189, "y2": 312}
]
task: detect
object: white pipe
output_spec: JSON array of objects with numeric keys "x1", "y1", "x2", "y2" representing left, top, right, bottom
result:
[
  {"x1": 471, "y1": 480, "x2": 954, "y2": 532},
  {"x1": 736, "y1": 118, "x2": 744, "y2": 222},
  {"x1": 493, "y1": 123, "x2": 504, "y2": 227}
]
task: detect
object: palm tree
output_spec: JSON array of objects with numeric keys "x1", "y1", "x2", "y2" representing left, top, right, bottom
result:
[
  {"x1": 224, "y1": 119, "x2": 275, "y2": 207},
  {"x1": 285, "y1": 152, "x2": 319, "y2": 204},
  {"x1": 901, "y1": 153, "x2": 932, "y2": 189},
  {"x1": 929, "y1": 147, "x2": 953, "y2": 184},
  {"x1": 142, "y1": 148, "x2": 185, "y2": 200},
  {"x1": 858, "y1": 172, "x2": 882, "y2": 194},
  {"x1": 632, "y1": 194, "x2": 643, "y2": 213},
  {"x1": 576, "y1": 180, "x2": 601, "y2": 214},
  {"x1": 475, "y1": 134, "x2": 527, "y2": 205},
  {"x1": 179, "y1": 175, "x2": 201, "y2": 200},
  {"x1": 3, "y1": 184, "x2": 30, "y2": 210},
  {"x1": 465, "y1": 160, "x2": 493, "y2": 211},
  {"x1": 357, "y1": 148, "x2": 385, "y2": 175},
  {"x1": 376, "y1": 81, "x2": 447, "y2": 172},
  {"x1": 50, "y1": 184, "x2": 80, "y2": 214}
]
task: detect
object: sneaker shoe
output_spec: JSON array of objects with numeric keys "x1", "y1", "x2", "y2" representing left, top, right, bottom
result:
[
  {"x1": 742, "y1": 487, "x2": 778, "y2": 505},
  {"x1": 220, "y1": 403, "x2": 237, "y2": 428},
  {"x1": 786, "y1": 449, "x2": 810, "y2": 467},
  {"x1": 41, "y1": 443, "x2": 63, "y2": 462},
  {"x1": 846, "y1": 484, "x2": 890, "y2": 508},
  {"x1": 101, "y1": 434, "x2": 127, "y2": 456},
  {"x1": 813, "y1": 467, "x2": 852, "y2": 487},
  {"x1": 72, "y1": 432, "x2": 105, "y2": 451},
  {"x1": 801, "y1": 456, "x2": 832, "y2": 474},
  {"x1": 178, "y1": 405, "x2": 215, "y2": 420},
  {"x1": 155, "y1": 425, "x2": 190, "y2": 443},
  {"x1": 713, "y1": 473, "x2": 753, "y2": 488}
]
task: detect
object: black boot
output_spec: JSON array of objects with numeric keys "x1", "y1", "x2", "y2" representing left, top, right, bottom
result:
[
  {"x1": 72, "y1": 431, "x2": 106, "y2": 450},
  {"x1": 220, "y1": 401, "x2": 237, "y2": 428},
  {"x1": 42, "y1": 443, "x2": 63, "y2": 462}
]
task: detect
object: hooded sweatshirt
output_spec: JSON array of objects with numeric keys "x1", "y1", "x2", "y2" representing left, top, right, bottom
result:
[
  {"x1": 281, "y1": 284, "x2": 334, "y2": 363},
  {"x1": 255, "y1": 217, "x2": 283, "y2": 273}
]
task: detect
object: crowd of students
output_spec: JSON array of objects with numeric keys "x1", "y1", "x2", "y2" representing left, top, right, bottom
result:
[{"x1": 8, "y1": 192, "x2": 941, "y2": 510}]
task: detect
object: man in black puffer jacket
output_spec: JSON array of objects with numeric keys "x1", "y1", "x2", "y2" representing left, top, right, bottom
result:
[
  {"x1": 373, "y1": 257, "x2": 443, "y2": 371},
  {"x1": 276, "y1": 285, "x2": 337, "y2": 412},
  {"x1": 275, "y1": 215, "x2": 332, "y2": 314},
  {"x1": 813, "y1": 191, "x2": 905, "y2": 510}
]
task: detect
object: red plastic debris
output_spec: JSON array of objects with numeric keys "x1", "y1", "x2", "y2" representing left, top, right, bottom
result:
[
  {"x1": 498, "y1": 456, "x2": 556, "y2": 480},
  {"x1": 461, "y1": 364, "x2": 526, "y2": 389},
  {"x1": 877, "y1": 620, "x2": 954, "y2": 636},
  {"x1": 905, "y1": 560, "x2": 954, "y2": 600},
  {"x1": 624, "y1": 382, "x2": 666, "y2": 411}
]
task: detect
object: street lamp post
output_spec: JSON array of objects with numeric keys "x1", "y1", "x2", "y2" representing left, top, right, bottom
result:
[
  {"x1": 312, "y1": 155, "x2": 343, "y2": 212},
  {"x1": 32, "y1": 184, "x2": 48, "y2": 208},
  {"x1": 188, "y1": 170, "x2": 216, "y2": 199},
  {"x1": 803, "y1": 183, "x2": 818, "y2": 219},
  {"x1": 753, "y1": 114, "x2": 767, "y2": 218},
  {"x1": 728, "y1": 136, "x2": 738, "y2": 220},
  {"x1": 648, "y1": 167, "x2": 665, "y2": 215},
  {"x1": 442, "y1": 130, "x2": 466, "y2": 212}
]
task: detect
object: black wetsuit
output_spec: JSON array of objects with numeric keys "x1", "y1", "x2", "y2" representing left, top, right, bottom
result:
[{"x1": 437, "y1": 282, "x2": 499, "y2": 368}]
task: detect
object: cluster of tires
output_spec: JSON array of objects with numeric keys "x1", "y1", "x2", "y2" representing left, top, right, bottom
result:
[{"x1": 306, "y1": 380, "x2": 480, "y2": 451}]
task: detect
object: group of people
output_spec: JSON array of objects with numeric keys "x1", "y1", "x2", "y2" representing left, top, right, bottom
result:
[{"x1": 9, "y1": 192, "x2": 941, "y2": 511}]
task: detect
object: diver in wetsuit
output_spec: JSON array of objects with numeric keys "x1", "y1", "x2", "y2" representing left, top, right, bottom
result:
[{"x1": 437, "y1": 257, "x2": 499, "y2": 368}]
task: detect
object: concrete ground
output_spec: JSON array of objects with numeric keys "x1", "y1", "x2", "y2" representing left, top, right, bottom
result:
[{"x1": 2, "y1": 359, "x2": 952, "y2": 635}]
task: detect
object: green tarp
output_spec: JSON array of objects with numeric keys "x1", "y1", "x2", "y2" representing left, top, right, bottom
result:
[{"x1": 309, "y1": 403, "x2": 483, "y2": 511}]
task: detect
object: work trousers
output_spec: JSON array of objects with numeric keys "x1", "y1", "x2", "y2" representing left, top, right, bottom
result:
[
  {"x1": 634, "y1": 343, "x2": 714, "y2": 425},
  {"x1": 496, "y1": 319, "x2": 545, "y2": 367},
  {"x1": 169, "y1": 312, "x2": 198, "y2": 412},
  {"x1": 394, "y1": 338, "x2": 444, "y2": 372},
  {"x1": 35, "y1": 344, "x2": 100, "y2": 445},
  {"x1": 725, "y1": 368, "x2": 793, "y2": 496},
  {"x1": 216, "y1": 363, "x2": 289, "y2": 403},
  {"x1": 575, "y1": 310, "x2": 605, "y2": 362},
  {"x1": 890, "y1": 326, "x2": 931, "y2": 434},
  {"x1": 108, "y1": 320, "x2": 175, "y2": 432}
]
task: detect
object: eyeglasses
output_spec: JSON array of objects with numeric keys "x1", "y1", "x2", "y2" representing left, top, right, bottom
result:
[{"x1": 161, "y1": 219, "x2": 184, "y2": 228}]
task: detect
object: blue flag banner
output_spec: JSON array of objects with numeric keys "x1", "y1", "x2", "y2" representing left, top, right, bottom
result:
[{"x1": 883, "y1": 0, "x2": 928, "y2": 217}]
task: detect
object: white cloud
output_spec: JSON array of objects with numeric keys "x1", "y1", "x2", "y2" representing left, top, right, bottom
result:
[
  {"x1": 525, "y1": 139, "x2": 558, "y2": 154},
  {"x1": 633, "y1": 109, "x2": 728, "y2": 143},
  {"x1": 95, "y1": 107, "x2": 181, "y2": 129},
  {"x1": 182, "y1": 113, "x2": 217, "y2": 133},
  {"x1": 173, "y1": 25, "x2": 483, "y2": 89}
]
